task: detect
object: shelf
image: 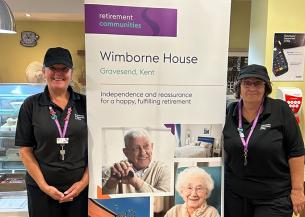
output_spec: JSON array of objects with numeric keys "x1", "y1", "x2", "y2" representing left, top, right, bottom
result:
[
  {"x1": 0, "y1": 157, "x2": 21, "y2": 162},
  {"x1": 0, "y1": 174, "x2": 26, "y2": 193},
  {"x1": 0, "y1": 169, "x2": 25, "y2": 174},
  {"x1": 0, "y1": 110, "x2": 18, "y2": 116},
  {"x1": 0, "y1": 190, "x2": 26, "y2": 197},
  {"x1": 0, "y1": 131, "x2": 15, "y2": 137},
  {"x1": 0, "y1": 84, "x2": 45, "y2": 176}
]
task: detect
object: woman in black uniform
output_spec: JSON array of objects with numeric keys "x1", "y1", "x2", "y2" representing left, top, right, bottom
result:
[
  {"x1": 15, "y1": 47, "x2": 88, "y2": 217},
  {"x1": 223, "y1": 64, "x2": 305, "y2": 217}
]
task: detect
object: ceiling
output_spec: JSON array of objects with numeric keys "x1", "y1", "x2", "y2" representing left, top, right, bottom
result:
[
  {"x1": 5, "y1": 0, "x2": 250, "y2": 22},
  {"x1": 5, "y1": 0, "x2": 84, "y2": 21}
]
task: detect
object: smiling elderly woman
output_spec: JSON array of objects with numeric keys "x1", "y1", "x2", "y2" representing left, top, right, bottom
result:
[{"x1": 165, "y1": 167, "x2": 220, "y2": 217}]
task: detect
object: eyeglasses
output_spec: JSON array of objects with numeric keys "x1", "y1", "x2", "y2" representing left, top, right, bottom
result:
[
  {"x1": 128, "y1": 144, "x2": 152, "y2": 153},
  {"x1": 183, "y1": 185, "x2": 206, "y2": 194},
  {"x1": 48, "y1": 66, "x2": 70, "y2": 73},
  {"x1": 241, "y1": 80, "x2": 265, "y2": 88}
]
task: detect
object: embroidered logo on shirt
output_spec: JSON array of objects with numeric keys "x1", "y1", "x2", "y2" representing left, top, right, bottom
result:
[
  {"x1": 260, "y1": 123, "x2": 271, "y2": 130},
  {"x1": 75, "y1": 114, "x2": 85, "y2": 121}
]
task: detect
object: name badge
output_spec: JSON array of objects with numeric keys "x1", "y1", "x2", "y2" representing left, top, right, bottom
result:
[
  {"x1": 239, "y1": 132, "x2": 245, "y2": 138},
  {"x1": 57, "y1": 138, "x2": 69, "y2": 144}
]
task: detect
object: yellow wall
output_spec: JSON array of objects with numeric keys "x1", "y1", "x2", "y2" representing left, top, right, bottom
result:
[
  {"x1": 229, "y1": 1, "x2": 251, "y2": 51},
  {"x1": 0, "y1": 20, "x2": 85, "y2": 85},
  {"x1": 248, "y1": 0, "x2": 269, "y2": 65},
  {"x1": 263, "y1": 0, "x2": 305, "y2": 134},
  {"x1": 0, "y1": 3, "x2": 252, "y2": 83}
]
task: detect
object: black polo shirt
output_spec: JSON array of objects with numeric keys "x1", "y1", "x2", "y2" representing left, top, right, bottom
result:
[
  {"x1": 15, "y1": 86, "x2": 87, "y2": 190},
  {"x1": 223, "y1": 97, "x2": 304, "y2": 199}
]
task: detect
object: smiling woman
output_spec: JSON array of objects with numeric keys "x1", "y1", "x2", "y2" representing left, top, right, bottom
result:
[
  {"x1": 164, "y1": 167, "x2": 220, "y2": 217},
  {"x1": 223, "y1": 64, "x2": 305, "y2": 217},
  {"x1": 15, "y1": 47, "x2": 89, "y2": 217},
  {"x1": 42, "y1": 48, "x2": 74, "y2": 108}
]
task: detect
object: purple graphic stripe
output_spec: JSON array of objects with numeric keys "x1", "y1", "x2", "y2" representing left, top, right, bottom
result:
[
  {"x1": 85, "y1": 4, "x2": 177, "y2": 37},
  {"x1": 164, "y1": 124, "x2": 175, "y2": 135}
]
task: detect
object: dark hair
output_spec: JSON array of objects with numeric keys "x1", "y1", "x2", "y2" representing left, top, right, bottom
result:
[{"x1": 233, "y1": 79, "x2": 272, "y2": 99}]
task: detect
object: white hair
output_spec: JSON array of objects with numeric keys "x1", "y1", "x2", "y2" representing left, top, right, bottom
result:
[
  {"x1": 124, "y1": 128, "x2": 152, "y2": 147},
  {"x1": 175, "y1": 167, "x2": 214, "y2": 198}
]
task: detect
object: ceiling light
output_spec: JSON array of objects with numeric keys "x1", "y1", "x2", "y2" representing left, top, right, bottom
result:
[{"x1": 0, "y1": 0, "x2": 16, "y2": 34}]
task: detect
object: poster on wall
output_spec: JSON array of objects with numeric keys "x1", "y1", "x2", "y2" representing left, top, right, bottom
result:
[
  {"x1": 226, "y1": 53, "x2": 248, "y2": 106},
  {"x1": 271, "y1": 33, "x2": 305, "y2": 81},
  {"x1": 85, "y1": 0, "x2": 230, "y2": 216}
]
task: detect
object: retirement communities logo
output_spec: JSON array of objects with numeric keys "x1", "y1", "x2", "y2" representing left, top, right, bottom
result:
[
  {"x1": 85, "y1": 4, "x2": 177, "y2": 37},
  {"x1": 99, "y1": 12, "x2": 141, "y2": 29}
]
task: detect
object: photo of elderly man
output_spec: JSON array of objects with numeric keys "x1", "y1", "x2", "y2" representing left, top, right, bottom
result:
[{"x1": 102, "y1": 128, "x2": 171, "y2": 194}]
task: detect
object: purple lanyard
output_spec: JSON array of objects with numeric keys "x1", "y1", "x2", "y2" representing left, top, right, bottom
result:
[
  {"x1": 49, "y1": 106, "x2": 72, "y2": 138},
  {"x1": 238, "y1": 99, "x2": 263, "y2": 166}
]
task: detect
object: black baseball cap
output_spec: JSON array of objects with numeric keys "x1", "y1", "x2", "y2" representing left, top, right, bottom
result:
[
  {"x1": 43, "y1": 47, "x2": 73, "y2": 68},
  {"x1": 237, "y1": 64, "x2": 270, "y2": 83}
]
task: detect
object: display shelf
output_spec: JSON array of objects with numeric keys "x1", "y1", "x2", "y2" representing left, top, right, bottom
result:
[
  {"x1": 0, "y1": 174, "x2": 26, "y2": 192},
  {"x1": 0, "y1": 169, "x2": 25, "y2": 174},
  {"x1": 0, "y1": 84, "x2": 45, "y2": 194},
  {"x1": 0, "y1": 157, "x2": 21, "y2": 162},
  {"x1": 0, "y1": 191, "x2": 28, "y2": 216},
  {"x1": 0, "y1": 131, "x2": 16, "y2": 137}
]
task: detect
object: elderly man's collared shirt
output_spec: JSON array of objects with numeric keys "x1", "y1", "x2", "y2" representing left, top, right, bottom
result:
[{"x1": 133, "y1": 161, "x2": 152, "y2": 178}]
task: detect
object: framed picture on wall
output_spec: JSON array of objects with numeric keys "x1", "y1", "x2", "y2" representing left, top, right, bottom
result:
[
  {"x1": 227, "y1": 51, "x2": 248, "y2": 95},
  {"x1": 227, "y1": 52, "x2": 248, "y2": 106},
  {"x1": 271, "y1": 33, "x2": 305, "y2": 81}
]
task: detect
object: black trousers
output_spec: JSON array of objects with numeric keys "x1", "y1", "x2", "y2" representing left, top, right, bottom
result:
[
  {"x1": 224, "y1": 188, "x2": 292, "y2": 217},
  {"x1": 26, "y1": 184, "x2": 88, "y2": 217}
]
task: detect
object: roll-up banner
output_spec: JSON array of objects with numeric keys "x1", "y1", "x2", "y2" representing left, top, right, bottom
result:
[{"x1": 85, "y1": 1, "x2": 231, "y2": 216}]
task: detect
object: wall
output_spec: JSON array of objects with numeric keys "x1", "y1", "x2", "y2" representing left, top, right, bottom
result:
[
  {"x1": 0, "y1": 20, "x2": 85, "y2": 87},
  {"x1": 263, "y1": 0, "x2": 305, "y2": 133},
  {"x1": 248, "y1": 0, "x2": 269, "y2": 65},
  {"x1": 229, "y1": 1, "x2": 251, "y2": 51},
  {"x1": 231, "y1": 0, "x2": 305, "y2": 136},
  {"x1": 0, "y1": 3, "x2": 251, "y2": 83},
  {"x1": 3, "y1": 4, "x2": 305, "y2": 133}
]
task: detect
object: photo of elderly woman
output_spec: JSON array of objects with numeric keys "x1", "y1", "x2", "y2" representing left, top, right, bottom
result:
[{"x1": 164, "y1": 166, "x2": 220, "y2": 217}]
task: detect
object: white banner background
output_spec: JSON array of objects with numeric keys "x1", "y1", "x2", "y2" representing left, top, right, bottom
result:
[{"x1": 86, "y1": 0, "x2": 231, "y2": 216}]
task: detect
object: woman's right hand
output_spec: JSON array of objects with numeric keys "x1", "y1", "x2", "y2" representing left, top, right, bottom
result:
[
  {"x1": 41, "y1": 184, "x2": 65, "y2": 201},
  {"x1": 291, "y1": 188, "x2": 305, "y2": 215}
]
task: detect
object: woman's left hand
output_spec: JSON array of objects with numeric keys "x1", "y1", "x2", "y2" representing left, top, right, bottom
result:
[
  {"x1": 291, "y1": 189, "x2": 305, "y2": 215},
  {"x1": 59, "y1": 180, "x2": 88, "y2": 203}
]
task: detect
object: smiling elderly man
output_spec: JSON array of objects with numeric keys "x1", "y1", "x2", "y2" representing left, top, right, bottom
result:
[{"x1": 102, "y1": 128, "x2": 170, "y2": 194}]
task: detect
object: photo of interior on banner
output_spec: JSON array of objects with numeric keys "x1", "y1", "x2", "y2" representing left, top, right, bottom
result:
[
  {"x1": 173, "y1": 124, "x2": 222, "y2": 159},
  {"x1": 100, "y1": 126, "x2": 175, "y2": 197}
]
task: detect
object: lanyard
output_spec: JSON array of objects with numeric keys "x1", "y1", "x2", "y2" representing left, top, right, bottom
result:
[
  {"x1": 237, "y1": 99, "x2": 263, "y2": 166},
  {"x1": 49, "y1": 106, "x2": 72, "y2": 138}
]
